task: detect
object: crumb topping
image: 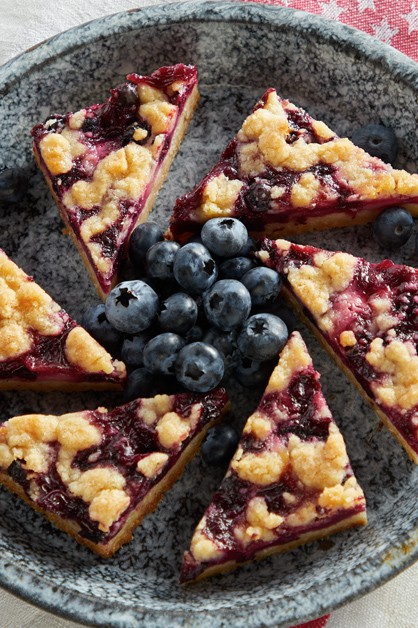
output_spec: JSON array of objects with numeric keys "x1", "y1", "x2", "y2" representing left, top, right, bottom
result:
[
  {"x1": 289, "y1": 424, "x2": 348, "y2": 489},
  {"x1": 198, "y1": 173, "x2": 244, "y2": 220},
  {"x1": 191, "y1": 518, "x2": 224, "y2": 561},
  {"x1": 339, "y1": 330, "x2": 357, "y2": 347},
  {"x1": 231, "y1": 447, "x2": 289, "y2": 486},
  {"x1": 139, "y1": 101, "x2": 177, "y2": 135},
  {"x1": 137, "y1": 395, "x2": 173, "y2": 426},
  {"x1": 136, "y1": 452, "x2": 169, "y2": 478},
  {"x1": 266, "y1": 332, "x2": 312, "y2": 393},
  {"x1": 287, "y1": 251, "x2": 356, "y2": 329},
  {"x1": 318, "y1": 476, "x2": 364, "y2": 510},
  {"x1": 64, "y1": 326, "x2": 116, "y2": 375},
  {"x1": 243, "y1": 413, "x2": 271, "y2": 440},
  {"x1": 366, "y1": 339, "x2": 418, "y2": 410},
  {"x1": 156, "y1": 405, "x2": 201, "y2": 449},
  {"x1": 0, "y1": 251, "x2": 67, "y2": 361},
  {"x1": 69, "y1": 110, "x2": 86, "y2": 130},
  {"x1": 39, "y1": 128, "x2": 86, "y2": 175}
]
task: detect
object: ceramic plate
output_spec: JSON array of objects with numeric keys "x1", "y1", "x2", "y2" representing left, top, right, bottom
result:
[{"x1": 0, "y1": 2, "x2": 417, "y2": 626}]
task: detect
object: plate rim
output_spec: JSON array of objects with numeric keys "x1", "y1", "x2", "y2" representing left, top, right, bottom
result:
[{"x1": 0, "y1": 1, "x2": 417, "y2": 626}]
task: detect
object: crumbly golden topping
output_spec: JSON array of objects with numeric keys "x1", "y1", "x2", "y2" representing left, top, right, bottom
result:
[
  {"x1": 0, "y1": 251, "x2": 67, "y2": 361},
  {"x1": 197, "y1": 173, "x2": 244, "y2": 220},
  {"x1": 190, "y1": 517, "x2": 224, "y2": 561},
  {"x1": 288, "y1": 424, "x2": 348, "y2": 490},
  {"x1": 231, "y1": 447, "x2": 289, "y2": 486},
  {"x1": 137, "y1": 395, "x2": 173, "y2": 426},
  {"x1": 266, "y1": 332, "x2": 312, "y2": 393},
  {"x1": 64, "y1": 327, "x2": 115, "y2": 375},
  {"x1": 286, "y1": 251, "x2": 356, "y2": 331},
  {"x1": 318, "y1": 476, "x2": 364, "y2": 510},
  {"x1": 156, "y1": 404, "x2": 201, "y2": 449},
  {"x1": 0, "y1": 410, "x2": 132, "y2": 532},
  {"x1": 39, "y1": 128, "x2": 86, "y2": 175},
  {"x1": 136, "y1": 452, "x2": 169, "y2": 478},
  {"x1": 366, "y1": 339, "x2": 418, "y2": 410},
  {"x1": 236, "y1": 91, "x2": 418, "y2": 200},
  {"x1": 191, "y1": 89, "x2": 418, "y2": 224},
  {"x1": 339, "y1": 330, "x2": 357, "y2": 347},
  {"x1": 243, "y1": 413, "x2": 271, "y2": 440}
]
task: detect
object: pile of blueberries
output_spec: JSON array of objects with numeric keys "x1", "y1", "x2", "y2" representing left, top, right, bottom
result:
[{"x1": 84, "y1": 218, "x2": 291, "y2": 404}]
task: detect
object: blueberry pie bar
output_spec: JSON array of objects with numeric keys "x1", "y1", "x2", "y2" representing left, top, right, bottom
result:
[
  {"x1": 258, "y1": 239, "x2": 418, "y2": 463},
  {"x1": 0, "y1": 388, "x2": 228, "y2": 556},
  {"x1": 0, "y1": 248, "x2": 125, "y2": 390},
  {"x1": 168, "y1": 89, "x2": 418, "y2": 241},
  {"x1": 32, "y1": 65, "x2": 199, "y2": 299},
  {"x1": 181, "y1": 332, "x2": 366, "y2": 582}
]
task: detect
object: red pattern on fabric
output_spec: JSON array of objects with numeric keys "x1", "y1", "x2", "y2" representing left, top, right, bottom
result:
[
  {"x1": 245, "y1": 0, "x2": 418, "y2": 61},
  {"x1": 294, "y1": 614, "x2": 331, "y2": 628}
]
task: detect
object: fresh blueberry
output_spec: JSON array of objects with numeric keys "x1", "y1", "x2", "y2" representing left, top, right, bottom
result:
[
  {"x1": 184, "y1": 325, "x2": 203, "y2": 343},
  {"x1": 129, "y1": 222, "x2": 163, "y2": 267},
  {"x1": 113, "y1": 82, "x2": 138, "y2": 106},
  {"x1": 81, "y1": 304, "x2": 123, "y2": 356},
  {"x1": 203, "y1": 279, "x2": 251, "y2": 331},
  {"x1": 259, "y1": 302, "x2": 297, "y2": 334},
  {"x1": 236, "y1": 357, "x2": 276, "y2": 387},
  {"x1": 0, "y1": 167, "x2": 29, "y2": 206},
  {"x1": 373, "y1": 207, "x2": 413, "y2": 249},
  {"x1": 159, "y1": 293, "x2": 198, "y2": 335},
  {"x1": 241, "y1": 267, "x2": 282, "y2": 306},
  {"x1": 122, "y1": 368, "x2": 154, "y2": 402},
  {"x1": 237, "y1": 313, "x2": 288, "y2": 361},
  {"x1": 146, "y1": 240, "x2": 180, "y2": 281},
  {"x1": 218, "y1": 256, "x2": 256, "y2": 280},
  {"x1": 143, "y1": 333, "x2": 185, "y2": 375},
  {"x1": 173, "y1": 242, "x2": 218, "y2": 294},
  {"x1": 201, "y1": 425, "x2": 239, "y2": 467},
  {"x1": 203, "y1": 328, "x2": 240, "y2": 374},
  {"x1": 351, "y1": 124, "x2": 398, "y2": 164},
  {"x1": 105, "y1": 280, "x2": 159, "y2": 334},
  {"x1": 237, "y1": 236, "x2": 257, "y2": 256},
  {"x1": 121, "y1": 332, "x2": 151, "y2": 368},
  {"x1": 245, "y1": 180, "x2": 271, "y2": 212},
  {"x1": 176, "y1": 342, "x2": 224, "y2": 392},
  {"x1": 201, "y1": 218, "x2": 248, "y2": 257}
]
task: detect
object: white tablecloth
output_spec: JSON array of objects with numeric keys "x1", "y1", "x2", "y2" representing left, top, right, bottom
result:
[{"x1": 0, "y1": 1, "x2": 417, "y2": 626}]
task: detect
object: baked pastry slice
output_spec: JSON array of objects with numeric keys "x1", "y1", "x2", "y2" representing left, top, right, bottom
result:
[
  {"x1": 0, "y1": 248, "x2": 125, "y2": 390},
  {"x1": 181, "y1": 332, "x2": 366, "y2": 583},
  {"x1": 168, "y1": 89, "x2": 418, "y2": 241},
  {"x1": 32, "y1": 65, "x2": 199, "y2": 299},
  {"x1": 0, "y1": 388, "x2": 228, "y2": 556},
  {"x1": 258, "y1": 238, "x2": 418, "y2": 463}
]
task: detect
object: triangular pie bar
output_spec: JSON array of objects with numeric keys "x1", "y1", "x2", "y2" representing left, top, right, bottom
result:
[
  {"x1": 0, "y1": 388, "x2": 228, "y2": 556},
  {"x1": 168, "y1": 89, "x2": 418, "y2": 241},
  {"x1": 32, "y1": 65, "x2": 199, "y2": 299},
  {"x1": 258, "y1": 238, "x2": 418, "y2": 463},
  {"x1": 0, "y1": 248, "x2": 125, "y2": 390},
  {"x1": 181, "y1": 332, "x2": 366, "y2": 583}
]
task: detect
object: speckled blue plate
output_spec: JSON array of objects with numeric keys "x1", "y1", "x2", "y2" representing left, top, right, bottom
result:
[{"x1": 0, "y1": 2, "x2": 417, "y2": 626}]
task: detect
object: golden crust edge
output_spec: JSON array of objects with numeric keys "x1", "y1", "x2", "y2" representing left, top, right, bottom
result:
[
  {"x1": 249, "y1": 204, "x2": 418, "y2": 240},
  {"x1": 184, "y1": 511, "x2": 367, "y2": 584}
]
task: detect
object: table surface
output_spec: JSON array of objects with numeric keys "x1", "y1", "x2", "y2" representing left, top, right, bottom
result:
[{"x1": 0, "y1": 1, "x2": 417, "y2": 626}]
